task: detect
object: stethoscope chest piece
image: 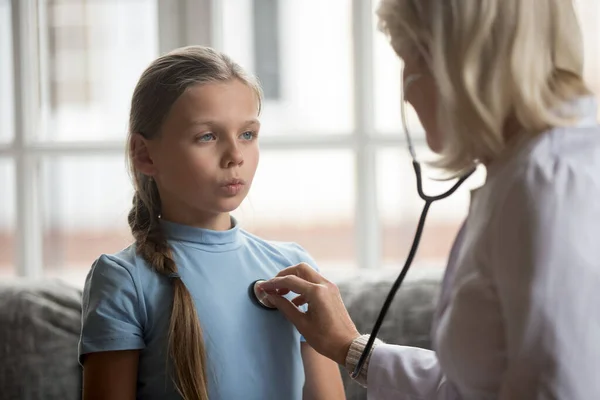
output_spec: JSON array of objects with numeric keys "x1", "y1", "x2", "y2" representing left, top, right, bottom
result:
[{"x1": 249, "y1": 279, "x2": 277, "y2": 310}]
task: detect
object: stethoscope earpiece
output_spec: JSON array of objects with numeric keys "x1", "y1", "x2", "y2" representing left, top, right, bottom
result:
[{"x1": 249, "y1": 279, "x2": 277, "y2": 310}]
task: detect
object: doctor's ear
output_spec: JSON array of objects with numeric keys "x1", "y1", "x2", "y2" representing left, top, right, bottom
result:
[{"x1": 130, "y1": 133, "x2": 157, "y2": 177}]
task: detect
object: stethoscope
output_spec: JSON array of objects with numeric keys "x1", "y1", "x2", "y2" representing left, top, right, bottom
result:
[{"x1": 249, "y1": 70, "x2": 475, "y2": 379}]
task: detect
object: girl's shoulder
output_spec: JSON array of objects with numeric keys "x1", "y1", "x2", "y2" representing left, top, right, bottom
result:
[
  {"x1": 85, "y1": 244, "x2": 166, "y2": 298},
  {"x1": 90, "y1": 244, "x2": 155, "y2": 277}
]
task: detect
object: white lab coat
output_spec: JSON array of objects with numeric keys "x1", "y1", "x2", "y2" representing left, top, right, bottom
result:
[{"x1": 367, "y1": 96, "x2": 600, "y2": 400}]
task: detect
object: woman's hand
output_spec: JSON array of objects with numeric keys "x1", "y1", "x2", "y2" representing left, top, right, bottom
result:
[{"x1": 257, "y1": 263, "x2": 360, "y2": 365}]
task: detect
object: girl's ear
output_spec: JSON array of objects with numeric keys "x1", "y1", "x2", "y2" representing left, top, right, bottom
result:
[{"x1": 130, "y1": 133, "x2": 158, "y2": 177}]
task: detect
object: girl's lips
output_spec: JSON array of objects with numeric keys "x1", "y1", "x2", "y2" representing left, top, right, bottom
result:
[{"x1": 220, "y1": 183, "x2": 244, "y2": 196}]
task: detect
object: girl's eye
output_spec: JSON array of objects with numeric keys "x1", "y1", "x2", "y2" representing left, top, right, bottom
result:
[
  {"x1": 197, "y1": 133, "x2": 216, "y2": 142},
  {"x1": 241, "y1": 131, "x2": 257, "y2": 140}
]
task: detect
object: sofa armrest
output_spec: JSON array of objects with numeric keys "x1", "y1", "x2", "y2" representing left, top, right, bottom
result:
[{"x1": 0, "y1": 279, "x2": 83, "y2": 400}]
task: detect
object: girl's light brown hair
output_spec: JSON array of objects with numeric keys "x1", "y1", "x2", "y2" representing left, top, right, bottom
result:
[{"x1": 126, "y1": 45, "x2": 262, "y2": 400}]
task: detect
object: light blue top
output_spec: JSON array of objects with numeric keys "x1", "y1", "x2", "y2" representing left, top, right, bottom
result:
[{"x1": 79, "y1": 218, "x2": 319, "y2": 400}]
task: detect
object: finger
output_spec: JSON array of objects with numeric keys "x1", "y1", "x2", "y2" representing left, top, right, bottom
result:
[
  {"x1": 291, "y1": 294, "x2": 308, "y2": 307},
  {"x1": 260, "y1": 288, "x2": 290, "y2": 296},
  {"x1": 275, "y1": 263, "x2": 325, "y2": 283},
  {"x1": 267, "y1": 294, "x2": 307, "y2": 329},
  {"x1": 258, "y1": 275, "x2": 315, "y2": 296}
]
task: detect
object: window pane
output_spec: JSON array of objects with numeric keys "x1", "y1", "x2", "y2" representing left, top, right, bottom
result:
[
  {"x1": 233, "y1": 150, "x2": 357, "y2": 273},
  {"x1": 220, "y1": 0, "x2": 354, "y2": 135},
  {"x1": 0, "y1": 159, "x2": 15, "y2": 278},
  {"x1": 0, "y1": 0, "x2": 14, "y2": 143},
  {"x1": 575, "y1": 0, "x2": 600, "y2": 116},
  {"x1": 372, "y1": 1, "x2": 422, "y2": 137},
  {"x1": 377, "y1": 146, "x2": 486, "y2": 270},
  {"x1": 38, "y1": 0, "x2": 158, "y2": 142},
  {"x1": 41, "y1": 156, "x2": 133, "y2": 286}
]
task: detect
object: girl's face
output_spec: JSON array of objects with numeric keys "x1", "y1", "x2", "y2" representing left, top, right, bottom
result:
[{"x1": 136, "y1": 79, "x2": 260, "y2": 228}]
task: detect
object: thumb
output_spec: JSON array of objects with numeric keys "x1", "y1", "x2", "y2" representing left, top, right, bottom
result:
[{"x1": 267, "y1": 294, "x2": 306, "y2": 328}]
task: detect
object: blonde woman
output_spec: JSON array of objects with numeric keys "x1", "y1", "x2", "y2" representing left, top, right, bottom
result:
[{"x1": 258, "y1": 0, "x2": 600, "y2": 398}]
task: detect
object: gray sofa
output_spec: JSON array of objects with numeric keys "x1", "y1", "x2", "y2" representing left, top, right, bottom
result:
[{"x1": 0, "y1": 269, "x2": 442, "y2": 400}]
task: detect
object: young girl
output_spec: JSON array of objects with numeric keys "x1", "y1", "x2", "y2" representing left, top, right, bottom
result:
[{"x1": 78, "y1": 46, "x2": 345, "y2": 400}]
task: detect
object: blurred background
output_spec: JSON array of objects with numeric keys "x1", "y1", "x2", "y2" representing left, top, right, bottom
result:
[{"x1": 1, "y1": 0, "x2": 599, "y2": 287}]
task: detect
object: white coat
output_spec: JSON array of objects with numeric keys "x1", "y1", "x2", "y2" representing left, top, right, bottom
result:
[{"x1": 367, "y1": 96, "x2": 600, "y2": 400}]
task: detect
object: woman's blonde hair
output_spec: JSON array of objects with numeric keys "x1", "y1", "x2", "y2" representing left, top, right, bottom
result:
[
  {"x1": 126, "y1": 45, "x2": 262, "y2": 400},
  {"x1": 377, "y1": 0, "x2": 591, "y2": 175}
]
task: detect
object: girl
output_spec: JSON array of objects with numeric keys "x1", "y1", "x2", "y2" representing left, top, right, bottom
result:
[{"x1": 78, "y1": 46, "x2": 345, "y2": 400}]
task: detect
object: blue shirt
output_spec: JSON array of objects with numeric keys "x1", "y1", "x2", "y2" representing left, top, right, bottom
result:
[{"x1": 79, "y1": 218, "x2": 319, "y2": 400}]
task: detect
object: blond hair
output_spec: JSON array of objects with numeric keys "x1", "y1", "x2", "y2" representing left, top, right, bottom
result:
[
  {"x1": 126, "y1": 45, "x2": 262, "y2": 400},
  {"x1": 377, "y1": 0, "x2": 591, "y2": 175}
]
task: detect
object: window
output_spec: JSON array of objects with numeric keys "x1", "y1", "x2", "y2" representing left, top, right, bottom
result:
[
  {"x1": 220, "y1": 0, "x2": 354, "y2": 135},
  {"x1": 575, "y1": 0, "x2": 600, "y2": 101},
  {"x1": 252, "y1": 0, "x2": 281, "y2": 100},
  {"x1": 4, "y1": 0, "x2": 158, "y2": 285},
  {"x1": 39, "y1": 0, "x2": 159, "y2": 142},
  {"x1": 0, "y1": 0, "x2": 13, "y2": 144},
  {"x1": 4, "y1": 0, "x2": 600, "y2": 286},
  {"x1": 41, "y1": 155, "x2": 133, "y2": 284},
  {"x1": 372, "y1": 1, "x2": 421, "y2": 137},
  {"x1": 232, "y1": 150, "x2": 357, "y2": 273},
  {"x1": 0, "y1": 0, "x2": 14, "y2": 279},
  {"x1": 0, "y1": 159, "x2": 15, "y2": 279}
]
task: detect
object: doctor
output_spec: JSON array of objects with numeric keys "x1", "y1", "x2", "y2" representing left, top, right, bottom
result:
[{"x1": 258, "y1": 0, "x2": 600, "y2": 398}]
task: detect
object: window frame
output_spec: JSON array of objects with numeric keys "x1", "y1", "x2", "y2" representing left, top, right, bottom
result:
[{"x1": 4, "y1": 0, "x2": 415, "y2": 277}]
